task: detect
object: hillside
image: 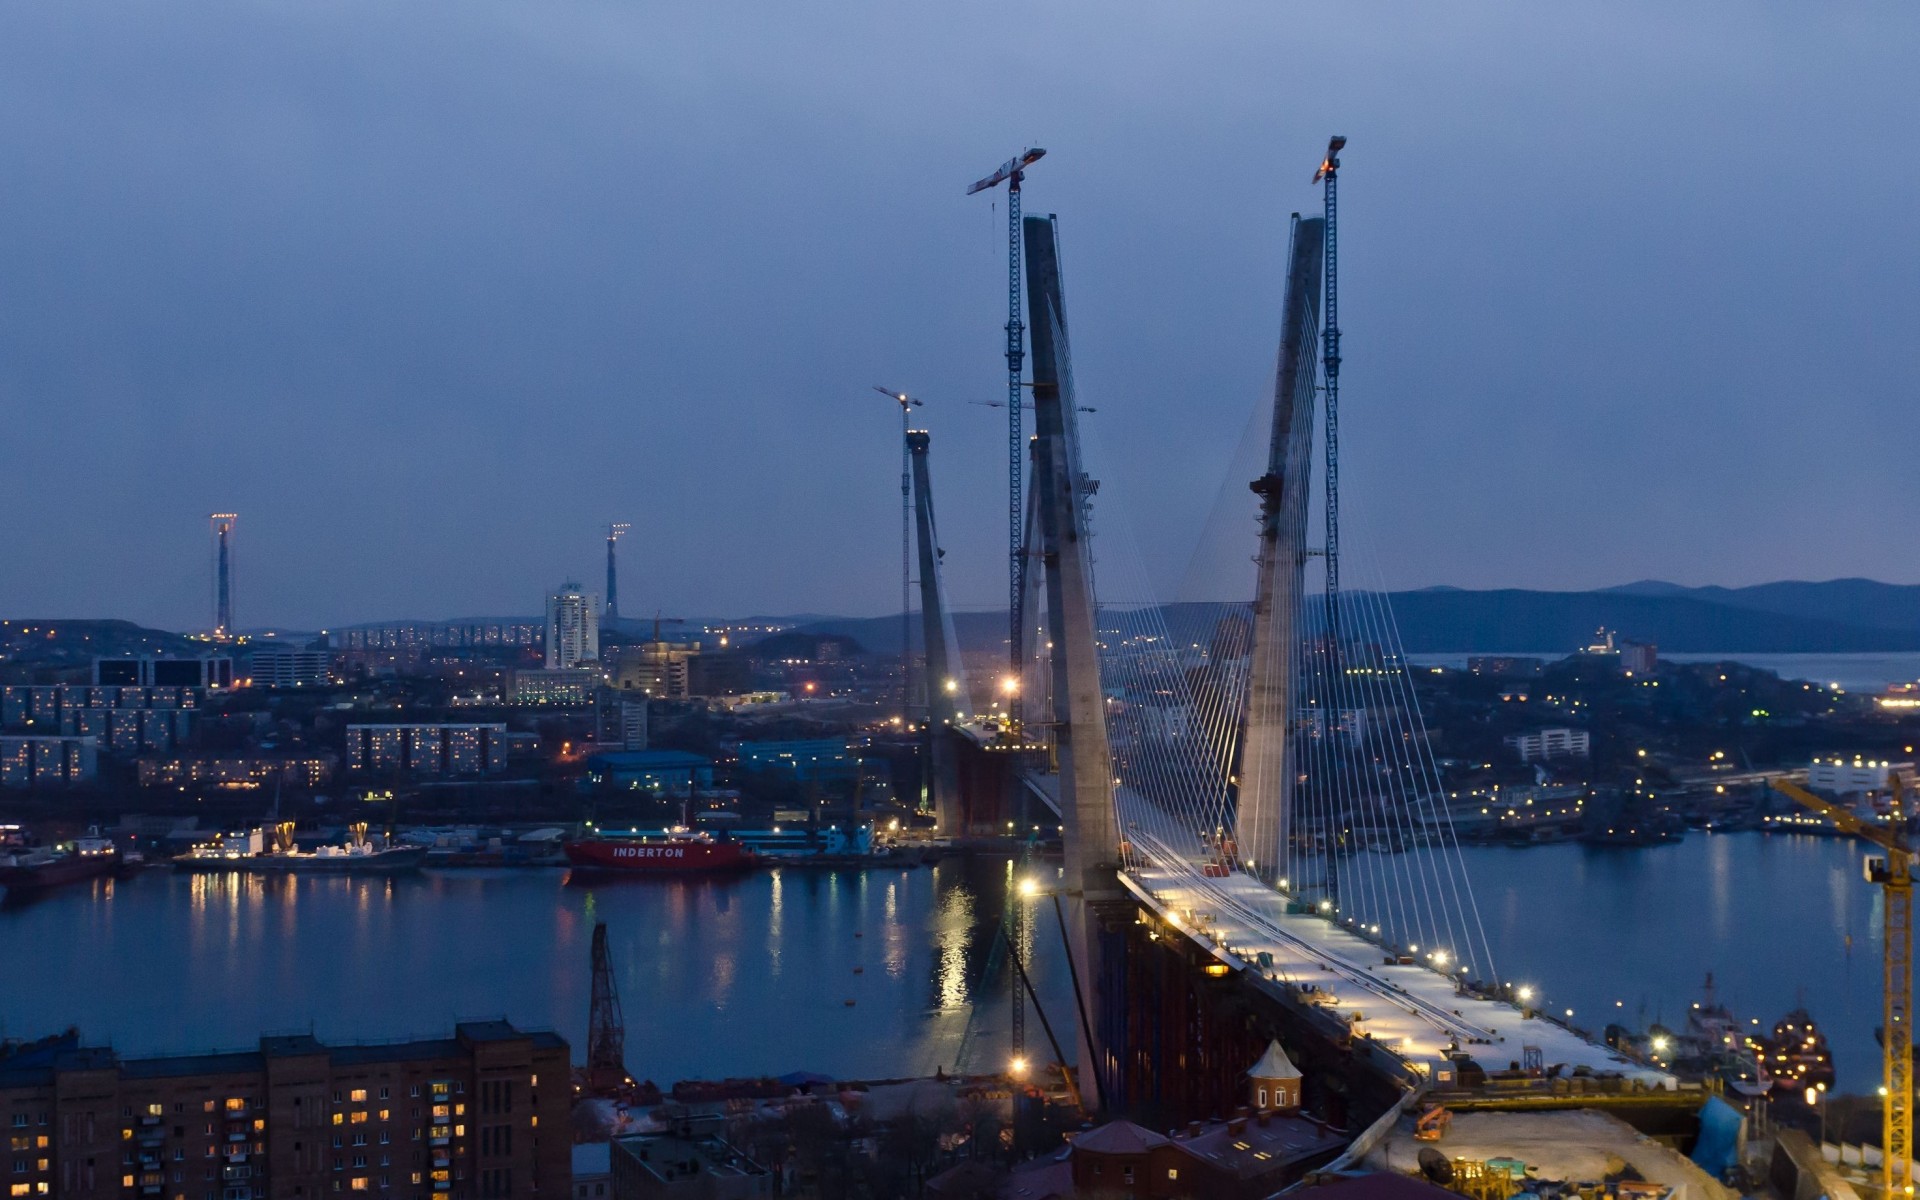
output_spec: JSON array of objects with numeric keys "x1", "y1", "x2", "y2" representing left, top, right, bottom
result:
[{"x1": 791, "y1": 579, "x2": 1920, "y2": 655}]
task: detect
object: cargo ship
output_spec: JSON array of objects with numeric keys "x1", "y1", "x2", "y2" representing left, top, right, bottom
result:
[
  {"x1": 0, "y1": 836, "x2": 121, "y2": 895},
  {"x1": 564, "y1": 830, "x2": 757, "y2": 876}
]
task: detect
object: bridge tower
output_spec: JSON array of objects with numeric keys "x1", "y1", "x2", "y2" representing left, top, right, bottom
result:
[
  {"x1": 1025, "y1": 213, "x2": 1124, "y2": 1110},
  {"x1": 1238, "y1": 217, "x2": 1324, "y2": 882},
  {"x1": 907, "y1": 430, "x2": 970, "y2": 834}
]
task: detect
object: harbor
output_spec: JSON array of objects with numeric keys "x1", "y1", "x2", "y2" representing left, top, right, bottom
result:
[{"x1": 0, "y1": 831, "x2": 1882, "y2": 1091}]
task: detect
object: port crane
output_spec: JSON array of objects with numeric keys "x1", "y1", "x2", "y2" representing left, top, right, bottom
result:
[{"x1": 1771, "y1": 776, "x2": 1910, "y2": 1193}]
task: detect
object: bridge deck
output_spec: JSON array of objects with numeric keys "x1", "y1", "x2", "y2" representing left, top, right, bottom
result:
[{"x1": 1120, "y1": 863, "x2": 1674, "y2": 1089}]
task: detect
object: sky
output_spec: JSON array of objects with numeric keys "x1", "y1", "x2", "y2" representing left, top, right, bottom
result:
[{"x1": 2, "y1": 2, "x2": 1917, "y2": 631}]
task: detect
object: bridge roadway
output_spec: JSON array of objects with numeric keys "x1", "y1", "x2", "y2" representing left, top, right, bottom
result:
[
  {"x1": 1120, "y1": 848, "x2": 1674, "y2": 1089},
  {"x1": 1017, "y1": 769, "x2": 1671, "y2": 1087}
]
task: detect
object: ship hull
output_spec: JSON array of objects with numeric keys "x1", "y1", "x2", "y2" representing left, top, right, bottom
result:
[
  {"x1": 173, "y1": 847, "x2": 427, "y2": 874},
  {"x1": 564, "y1": 838, "x2": 756, "y2": 875},
  {"x1": 0, "y1": 854, "x2": 119, "y2": 894}
]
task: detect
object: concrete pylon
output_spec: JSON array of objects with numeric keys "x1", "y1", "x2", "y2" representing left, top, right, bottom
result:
[
  {"x1": 1239, "y1": 216, "x2": 1324, "y2": 883},
  {"x1": 1025, "y1": 214, "x2": 1123, "y2": 1111},
  {"x1": 908, "y1": 430, "x2": 969, "y2": 835}
]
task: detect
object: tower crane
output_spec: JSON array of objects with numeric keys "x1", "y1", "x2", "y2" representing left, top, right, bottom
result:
[
  {"x1": 1771, "y1": 776, "x2": 1910, "y2": 1194},
  {"x1": 874, "y1": 387, "x2": 924, "y2": 714},
  {"x1": 966, "y1": 148, "x2": 1046, "y2": 683},
  {"x1": 1312, "y1": 136, "x2": 1345, "y2": 654}
]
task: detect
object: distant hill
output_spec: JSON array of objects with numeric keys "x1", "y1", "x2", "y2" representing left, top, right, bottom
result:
[
  {"x1": 790, "y1": 578, "x2": 1920, "y2": 655},
  {"x1": 1602, "y1": 579, "x2": 1920, "y2": 634},
  {"x1": 0, "y1": 618, "x2": 206, "y2": 678},
  {"x1": 1383, "y1": 587, "x2": 1920, "y2": 653}
]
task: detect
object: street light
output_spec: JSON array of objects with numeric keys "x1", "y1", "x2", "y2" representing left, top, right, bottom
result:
[
  {"x1": 1018, "y1": 878, "x2": 1040, "y2": 898},
  {"x1": 1010, "y1": 1056, "x2": 1028, "y2": 1079}
]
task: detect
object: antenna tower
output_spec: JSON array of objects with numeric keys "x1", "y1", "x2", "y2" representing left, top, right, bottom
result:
[
  {"x1": 605, "y1": 523, "x2": 630, "y2": 621},
  {"x1": 209, "y1": 513, "x2": 238, "y2": 637}
]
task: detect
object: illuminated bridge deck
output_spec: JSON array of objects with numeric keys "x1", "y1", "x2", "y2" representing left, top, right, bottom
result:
[{"x1": 1119, "y1": 861, "x2": 1675, "y2": 1089}]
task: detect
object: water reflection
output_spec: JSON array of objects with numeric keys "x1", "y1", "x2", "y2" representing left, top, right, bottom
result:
[{"x1": 2, "y1": 857, "x2": 1052, "y2": 1082}]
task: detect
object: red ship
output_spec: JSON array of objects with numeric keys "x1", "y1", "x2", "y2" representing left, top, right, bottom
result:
[{"x1": 564, "y1": 832, "x2": 757, "y2": 876}]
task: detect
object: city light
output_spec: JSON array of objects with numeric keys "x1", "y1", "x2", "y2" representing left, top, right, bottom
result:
[
  {"x1": 1650, "y1": 1034, "x2": 1670, "y2": 1054},
  {"x1": 1516, "y1": 986, "x2": 1534, "y2": 1002},
  {"x1": 1009, "y1": 1056, "x2": 1028, "y2": 1078},
  {"x1": 1017, "y1": 878, "x2": 1039, "y2": 898},
  {"x1": 999, "y1": 675, "x2": 1019, "y2": 695}
]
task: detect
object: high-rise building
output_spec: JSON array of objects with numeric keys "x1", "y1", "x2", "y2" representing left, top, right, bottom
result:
[
  {"x1": 345, "y1": 724, "x2": 509, "y2": 775},
  {"x1": 0, "y1": 736, "x2": 98, "y2": 787},
  {"x1": 545, "y1": 584, "x2": 599, "y2": 670},
  {"x1": 93, "y1": 657, "x2": 235, "y2": 689},
  {"x1": 0, "y1": 1021, "x2": 570, "y2": 1200},
  {"x1": 619, "y1": 699, "x2": 648, "y2": 751},
  {"x1": 249, "y1": 647, "x2": 332, "y2": 688}
]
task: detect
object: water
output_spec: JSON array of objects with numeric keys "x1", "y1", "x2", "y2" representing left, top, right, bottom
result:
[
  {"x1": 0, "y1": 835, "x2": 1883, "y2": 1093},
  {"x1": 0, "y1": 858, "x2": 1072, "y2": 1086},
  {"x1": 1462, "y1": 833, "x2": 1877, "y2": 1087},
  {"x1": 1407, "y1": 651, "x2": 1920, "y2": 692}
]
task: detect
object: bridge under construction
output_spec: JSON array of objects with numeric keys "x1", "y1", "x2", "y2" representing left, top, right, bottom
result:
[{"x1": 901, "y1": 141, "x2": 1683, "y2": 1129}]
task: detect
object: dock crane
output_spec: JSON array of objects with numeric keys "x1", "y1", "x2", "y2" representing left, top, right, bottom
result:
[{"x1": 1771, "y1": 776, "x2": 1910, "y2": 1194}]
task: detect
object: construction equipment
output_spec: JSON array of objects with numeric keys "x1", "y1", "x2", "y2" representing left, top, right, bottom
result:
[
  {"x1": 1772, "y1": 776, "x2": 1909, "y2": 1195},
  {"x1": 1312, "y1": 136, "x2": 1345, "y2": 653},
  {"x1": 966, "y1": 148, "x2": 1046, "y2": 683},
  {"x1": 1414, "y1": 1104, "x2": 1452, "y2": 1142},
  {"x1": 587, "y1": 922, "x2": 629, "y2": 1093},
  {"x1": 650, "y1": 611, "x2": 684, "y2": 643},
  {"x1": 873, "y1": 387, "x2": 924, "y2": 713},
  {"x1": 605, "y1": 522, "x2": 630, "y2": 621},
  {"x1": 968, "y1": 399, "x2": 1096, "y2": 414}
]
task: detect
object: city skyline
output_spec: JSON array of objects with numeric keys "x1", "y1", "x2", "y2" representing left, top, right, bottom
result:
[{"x1": 3, "y1": 2, "x2": 1917, "y2": 631}]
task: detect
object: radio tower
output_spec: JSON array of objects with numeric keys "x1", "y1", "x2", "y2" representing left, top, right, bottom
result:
[
  {"x1": 209, "y1": 513, "x2": 238, "y2": 638},
  {"x1": 587, "y1": 922, "x2": 627, "y2": 1092},
  {"x1": 1313, "y1": 137, "x2": 1345, "y2": 653},
  {"x1": 967, "y1": 148, "x2": 1046, "y2": 682},
  {"x1": 605, "y1": 522, "x2": 630, "y2": 622}
]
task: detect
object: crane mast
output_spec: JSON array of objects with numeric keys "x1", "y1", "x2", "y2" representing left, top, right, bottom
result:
[
  {"x1": 1314, "y1": 137, "x2": 1345, "y2": 655},
  {"x1": 1772, "y1": 777, "x2": 1910, "y2": 1195},
  {"x1": 967, "y1": 148, "x2": 1046, "y2": 692}
]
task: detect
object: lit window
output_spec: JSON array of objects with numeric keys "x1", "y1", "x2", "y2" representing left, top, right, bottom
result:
[
  {"x1": 1169, "y1": 1169, "x2": 1179, "y2": 1181},
  {"x1": 377, "y1": 1111, "x2": 388, "y2": 1123},
  {"x1": 331, "y1": 1115, "x2": 343, "y2": 1127},
  {"x1": 351, "y1": 1179, "x2": 368, "y2": 1191},
  {"x1": 10, "y1": 1185, "x2": 27, "y2": 1197},
  {"x1": 224, "y1": 1100, "x2": 244, "y2": 1114},
  {"x1": 350, "y1": 1091, "x2": 366, "y2": 1104},
  {"x1": 350, "y1": 1114, "x2": 367, "y2": 1125},
  {"x1": 147, "y1": 1105, "x2": 163, "y2": 1118}
]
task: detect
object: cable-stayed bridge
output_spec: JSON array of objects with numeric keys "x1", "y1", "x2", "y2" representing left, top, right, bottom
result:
[{"x1": 913, "y1": 205, "x2": 1676, "y2": 1121}]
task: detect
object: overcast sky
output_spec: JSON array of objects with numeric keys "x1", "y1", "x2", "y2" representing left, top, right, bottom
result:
[{"x1": 2, "y1": 2, "x2": 1916, "y2": 630}]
